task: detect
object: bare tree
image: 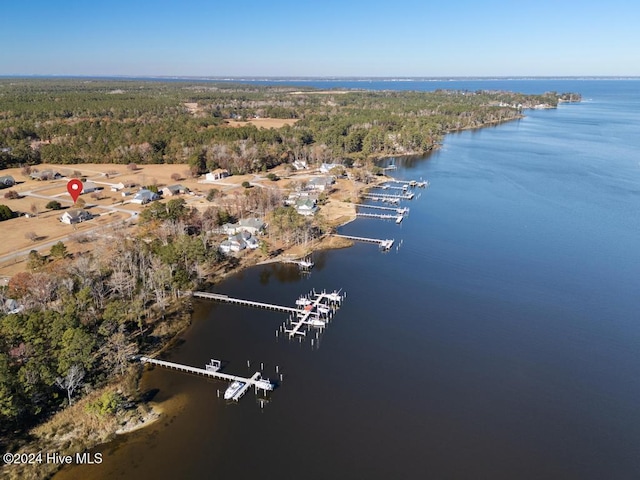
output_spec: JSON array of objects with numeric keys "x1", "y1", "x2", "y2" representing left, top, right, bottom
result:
[
  {"x1": 25, "y1": 231, "x2": 38, "y2": 242},
  {"x1": 101, "y1": 328, "x2": 138, "y2": 376},
  {"x1": 55, "y1": 364, "x2": 85, "y2": 405}
]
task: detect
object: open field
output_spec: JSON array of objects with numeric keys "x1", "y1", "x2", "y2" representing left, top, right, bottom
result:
[
  {"x1": 0, "y1": 161, "x2": 365, "y2": 277},
  {"x1": 224, "y1": 118, "x2": 298, "y2": 129}
]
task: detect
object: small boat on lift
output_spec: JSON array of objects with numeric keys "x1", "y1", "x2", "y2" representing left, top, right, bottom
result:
[{"x1": 224, "y1": 380, "x2": 246, "y2": 400}]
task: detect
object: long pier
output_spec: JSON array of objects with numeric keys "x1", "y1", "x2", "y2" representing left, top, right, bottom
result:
[
  {"x1": 138, "y1": 356, "x2": 274, "y2": 400},
  {"x1": 334, "y1": 234, "x2": 394, "y2": 250},
  {"x1": 362, "y1": 192, "x2": 414, "y2": 201},
  {"x1": 193, "y1": 292, "x2": 299, "y2": 313},
  {"x1": 356, "y1": 212, "x2": 403, "y2": 222},
  {"x1": 387, "y1": 179, "x2": 429, "y2": 188},
  {"x1": 354, "y1": 203, "x2": 409, "y2": 215}
]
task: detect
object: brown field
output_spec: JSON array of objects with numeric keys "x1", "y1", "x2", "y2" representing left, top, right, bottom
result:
[
  {"x1": 225, "y1": 118, "x2": 298, "y2": 129},
  {"x1": 0, "y1": 161, "x2": 368, "y2": 277}
]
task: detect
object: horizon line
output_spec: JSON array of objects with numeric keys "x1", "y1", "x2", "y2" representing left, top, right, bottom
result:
[{"x1": 1, "y1": 75, "x2": 640, "y2": 81}]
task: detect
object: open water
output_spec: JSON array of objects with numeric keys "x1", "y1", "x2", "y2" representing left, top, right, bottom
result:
[{"x1": 56, "y1": 79, "x2": 640, "y2": 480}]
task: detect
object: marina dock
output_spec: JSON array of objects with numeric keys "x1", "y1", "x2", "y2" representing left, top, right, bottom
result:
[
  {"x1": 283, "y1": 290, "x2": 345, "y2": 338},
  {"x1": 138, "y1": 356, "x2": 274, "y2": 401},
  {"x1": 193, "y1": 292, "x2": 300, "y2": 313}
]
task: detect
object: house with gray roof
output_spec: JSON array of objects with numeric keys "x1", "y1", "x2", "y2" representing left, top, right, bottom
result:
[
  {"x1": 131, "y1": 189, "x2": 160, "y2": 204},
  {"x1": 60, "y1": 209, "x2": 93, "y2": 225},
  {"x1": 0, "y1": 175, "x2": 15, "y2": 188}
]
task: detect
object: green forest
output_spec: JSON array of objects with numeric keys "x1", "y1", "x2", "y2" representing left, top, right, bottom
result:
[{"x1": 0, "y1": 79, "x2": 578, "y2": 175}]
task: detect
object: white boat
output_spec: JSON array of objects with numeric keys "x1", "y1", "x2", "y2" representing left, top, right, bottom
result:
[
  {"x1": 307, "y1": 318, "x2": 326, "y2": 327},
  {"x1": 326, "y1": 291, "x2": 343, "y2": 303},
  {"x1": 317, "y1": 305, "x2": 331, "y2": 314},
  {"x1": 224, "y1": 380, "x2": 246, "y2": 400},
  {"x1": 296, "y1": 297, "x2": 312, "y2": 306}
]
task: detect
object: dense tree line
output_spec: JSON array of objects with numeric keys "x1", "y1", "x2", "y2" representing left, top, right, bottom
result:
[
  {"x1": 0, "y1": 79, "x2": 577, "y2": 173},
  {"x1": 0, "y1": 204, "x2": 227, "y2": 437}
]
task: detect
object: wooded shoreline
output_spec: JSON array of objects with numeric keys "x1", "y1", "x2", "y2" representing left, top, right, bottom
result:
[{"x1": 0, "y1": 80, "x2": 580, "y2": 479}]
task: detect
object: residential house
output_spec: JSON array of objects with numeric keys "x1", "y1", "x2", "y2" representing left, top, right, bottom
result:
[
  {"x1": 219, "y1": 235, "x2": 246, "y2": 254},
  {"x1": 161, "y1": 184, "x2": 189, "y2": 197},
  {"x1": 320, "y1": 163, "x2": 341, "y2": 174},
  {"x1": 205, "y1": 169, "x2": 229, "y2": 181},
  {"x1": 220, "y1": 222, "x2": 239, "y2": 235},
  {"x1": 295, "y1": 198, "x2": 318, "y2": 216},
  {"x1": 237, "y1": 217, "x2": 265, "y2": 235},
  {"x1": 0, "y1": 175, "x2": 15, "y2": 188},
  {"x1": 110, "y1": 182, "x2": 126, "y2": 192},
  {"x1": 60, "y1": 209, "x2": 93, "y2": 225},
  {"x1": 237, "y1": 231, "x2": 259, "y2": 249},
  {"x1": 292, "y1": 160, "x2": 308, "y2": 171},
  {"x1": 306, "y1": 176, "x2": 335, "y2": 192},
  {"x1": 131, "y1": 189, "x2": 159, "y2": 204},
  {"x1": 4, "y1": 299, "x2": 24, "y2": 315},
  {"x1": 81, "y1": 181, "x2": 99, "y2": 194},
  {"x1": 30, "y1": 170, "x2": 61, "y2": 181}
]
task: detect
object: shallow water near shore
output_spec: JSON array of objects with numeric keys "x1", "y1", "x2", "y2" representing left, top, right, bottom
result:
[{"x1": 56, "y1": 80, "x2": 640, "y2": 480}]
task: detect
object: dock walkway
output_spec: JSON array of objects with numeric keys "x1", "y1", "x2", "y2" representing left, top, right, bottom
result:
[
  {"x1": 193, "y1": 292, "x2": 299, "y2": 313},
  {"x1": 138, "y1": 356, "x2": 274, "y2": 400},
  {"x1": 354, "y1": 203, "x2": 408, "y2": 214},
  {"x1": 334, "y1": 234, "x2": 394, "y2": 250},
  {"x1": 284, "y1": 290, "x2": 344, "y2": 338}
]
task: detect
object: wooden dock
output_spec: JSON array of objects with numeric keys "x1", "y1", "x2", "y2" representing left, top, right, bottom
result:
[
  {"x1": 363, "y1": 192, "x2": 414, "y2": 201},
  {"x1": 334, "y1": 234, "x2": 394, "y2": 251},
  {"x1": 354, "y1": 203, "x2": 409, "y2": 215},
  {"x1": 387, "y1": 179, "x2": 429, "y2": 188},
  {"x1": 193, "y1": 292, "x2": 299, "y2": 313},
  {"x1": 138, "y1": 356, "x2": 274, "y2": 400},
  {"x1": 356, "y1": 212, "x2": 403, "y2": 222}
]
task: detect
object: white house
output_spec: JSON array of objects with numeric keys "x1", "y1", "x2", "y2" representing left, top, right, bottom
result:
[
  {"x1": 60, "y1": 209, "x2": 93, "y2": 225},
  {"x1": 295, "y1": 198, "x2": 318, "y2": 216},
  {"x1": 219, "y1": 235, "x2": 246, "y2": 254},
  {"x1": 306, "y1": 176, "x2": 335, "y2": 192},
  {"x1": 292, "y1": 160, "x2": 308, "y2": 171},
  {"x1": 110, "y1": 182, "x2": 126, "y2": 192},
  {"x1": 205, "y1": 169, "x2": 229, "y2": 181},
  {"x1": 320, "y1": 163, "x2": 341, "y2": 174},
  {"x1": 131, "y1": 189, "x2": 159, "y2": 204}
]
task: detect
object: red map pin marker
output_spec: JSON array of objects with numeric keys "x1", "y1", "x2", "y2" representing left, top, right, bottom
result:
[{"x1": 67, "y1": 179, "x2": 83, "y2": 203}]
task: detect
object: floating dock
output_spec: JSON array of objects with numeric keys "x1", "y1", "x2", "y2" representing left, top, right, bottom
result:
[
  {"x1": 193, "y1": 292, "x2": 300, "y2": 313},
  {"x1": 137, "y1": 356, "x2": 274, "y2": 401}
]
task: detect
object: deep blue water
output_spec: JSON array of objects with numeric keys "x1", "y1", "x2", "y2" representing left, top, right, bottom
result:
[{"x1": 57, "y1": 79, "x2": 640, "y2": 480}]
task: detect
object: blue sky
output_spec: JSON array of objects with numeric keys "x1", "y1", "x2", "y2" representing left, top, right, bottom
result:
[{"x1": 1, "y1": 0, "x2": 639, "y2": 76}]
